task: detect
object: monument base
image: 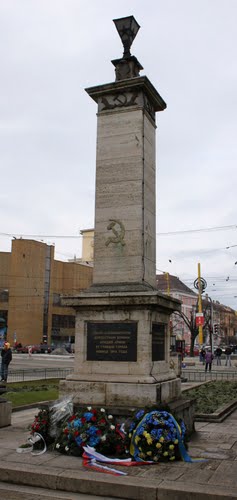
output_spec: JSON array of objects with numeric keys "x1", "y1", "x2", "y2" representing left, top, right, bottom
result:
[
  {"x1": 60, "y1": 376, "x2": 181, "y2": 408},
  {"x1": 0, "y1": 398, "x2": 12, "y2": 428},
  {"x1": 60, "y1": 289, "x2": 183, "y2": 409}
]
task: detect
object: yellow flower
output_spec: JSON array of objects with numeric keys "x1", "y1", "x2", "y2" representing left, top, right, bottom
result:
[
  {"x1": 147, "y1": 437, "x2": 153, "y2": 445},
  {"x1": 146, "y1": 451, "x2": 152, "y2": 456},
  {"x1": 159, "y1": 437, "x2": 164, "y2": 443},
  {"x1": 169, "y1": 444, "x2": 174, "y2": 450},
  {"x1": 139, "y1": 452, "x2": 146, "y2": 459},
  {"x1": 174, "y1": 439, "x2": 178, "y2": 445},
  {"x1": 135, "y1": 436, "x2": 141, "y2": 444},
  {"x1": 129, "y1": 433, "x2": 132, "y2": 438},
  {"x1": 156, "y1": 442, "x2": 162, "y2": 449},
  {"x1": 163, "y1": 451, "x2": 168, "y2": 457},
  {"x1": 170, "y1": 456, "x2": 175, "y2": 461},
  {"x1": 143, "y1": 431, "x2": 148, "y2": 437}
]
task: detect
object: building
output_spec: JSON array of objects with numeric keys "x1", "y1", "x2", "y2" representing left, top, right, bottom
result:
[
  {"x1": 157, "y1": 274, "x2": 237, "y2": 345},
  {"x1": 68, "y1": 229, "x2": 94, "y2": 266},
  {"x1": 0, "y1": 239, "x2": 93, "y2": 347},
  {"x1": 156, "y1": 274, "x2": 198, "y2": 343}
]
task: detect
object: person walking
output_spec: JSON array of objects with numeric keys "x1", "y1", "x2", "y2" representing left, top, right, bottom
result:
[
  {"x1": 1, "y1": 341, "x2": 12, "y2": 382},
  {"x1": 225, "y1": 346, "x2": 232, "y2": 367},
  {"x1": 215, "y1": 346, "x2": 222, "y2": 366},
  {"x1": 199, "y1": 346, "x2": 206, "y2": 365},
  {"x1": 205, "y1": 349, "x2": 214, "y2": 372}
]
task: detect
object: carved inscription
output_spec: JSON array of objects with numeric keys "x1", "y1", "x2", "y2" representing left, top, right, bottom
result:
[
  {"x1": 152, "y1": 323, "x2": 166, "y2": 361},
  {"x1": 100, "y1": 92, "x2": 139, "y2": 111},
  {"x1": 105, "y1": 219, "x2": 125, "y2": 247},
  {"x1": 87, "y1": 322, "x2": 137, "y2": 361}
]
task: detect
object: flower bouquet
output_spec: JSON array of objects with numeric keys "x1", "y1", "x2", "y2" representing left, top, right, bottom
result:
[
  {"x1": 31, "y1": 408, "x2": 51, "y2": 444},
  {"x1": 128, "y1": 409, "x2": 187, "y2": 462},
  {"x1": 54, "y1": 406, "x2": 128, "y2": 457}
]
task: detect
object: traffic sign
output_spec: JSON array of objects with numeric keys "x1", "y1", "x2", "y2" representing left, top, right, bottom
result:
[{"x1": 196, "y1": 313, "x2": 204, "y2": 326}]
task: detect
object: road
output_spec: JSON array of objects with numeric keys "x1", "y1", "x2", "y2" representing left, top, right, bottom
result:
[{"x1": 11, "y1": 353, "x2": 74, "y2": 371}]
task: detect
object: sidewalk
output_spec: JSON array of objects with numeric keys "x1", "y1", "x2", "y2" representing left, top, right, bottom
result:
[{"x1": 0, "y1": 406, "x2": 237, "y2": 499}]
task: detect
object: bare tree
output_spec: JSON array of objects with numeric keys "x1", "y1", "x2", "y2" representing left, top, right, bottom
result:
[{"x1": 173, "y1": 300, "x2": 211, "y2": 357}]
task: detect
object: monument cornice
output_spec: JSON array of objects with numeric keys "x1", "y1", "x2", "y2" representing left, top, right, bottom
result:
[
  {"x1": 62, "y1": 290, "x2": 181, "y2": 315},
  {"x1": 85, "y1": 75, "x2": 166, "y2": 113}
]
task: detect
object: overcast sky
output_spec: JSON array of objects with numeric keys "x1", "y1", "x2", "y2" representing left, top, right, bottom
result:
[{"x1": 1, "y1": 1, "x2": 237, "y2": 309}]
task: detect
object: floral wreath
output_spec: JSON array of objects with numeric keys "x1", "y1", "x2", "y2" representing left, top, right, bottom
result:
[{"x1": 54, "y1": 406, "x2": 128, "y2": 457}]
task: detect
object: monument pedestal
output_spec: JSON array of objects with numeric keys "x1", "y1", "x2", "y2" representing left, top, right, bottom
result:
[
  {"x1": 0, "y1": 399, "x2": 12, "y2": 428},
  {"x1": 60, "y1": 289, "x2": 182, "y2": 408}
]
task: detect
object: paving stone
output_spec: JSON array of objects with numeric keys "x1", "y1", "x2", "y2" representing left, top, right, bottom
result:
[{"x1": 208, "y1": 460, "x2": 237, "y2": 486}]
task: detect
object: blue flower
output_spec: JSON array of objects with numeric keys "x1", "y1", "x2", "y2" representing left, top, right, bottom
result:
[
  {"x1": 87, "y1": 425, "x2": 97, "y2": 436},
  {"x1": 73, "y1": 419, "x2": 82, "y2": 427},
  {"x1": 129, "y1": 422, "x2": 136, "y2": 431},
  {"x1": 84, "y1": 412, "x2": 93, "y2": 422},
  {"x1": 137, "y1": 425, "x2": 145, "y2": 436},
  {"x1": 75, "y1": 435, "x2": 83, "y2": 446},
  {"x1": 151, "y1": 428, "x2": 163, "y2": 439},
  {"x1": 88, "y1": 436, "x2": 100, "y2": 447},
  {"x1": 135, "y1": 410, "x2": 145, "y2": 420}
]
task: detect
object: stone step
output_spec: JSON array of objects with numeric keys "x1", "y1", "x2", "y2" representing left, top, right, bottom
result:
[{"x1": 0, "y1": 482, "x2": 118, "y2": 500}]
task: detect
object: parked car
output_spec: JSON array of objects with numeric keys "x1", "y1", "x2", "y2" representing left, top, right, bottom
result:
[
  {"x1": 32, "y1": 344, "x2": 52, "y2": 354},
  {"x1": 15, "y1": 344, "x2": 28, "y2": 353},
  {"x1": 184, "y1": 345, "x2": 199, "y2": 357}
]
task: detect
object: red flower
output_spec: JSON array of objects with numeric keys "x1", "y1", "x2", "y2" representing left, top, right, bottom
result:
[
  {"x1": 64, "y1": 428, "x2": 69, "y2": 434},
  {"x1": 69, "y1": 415, "x2": 76, "y2": 422},
  {"x1": 92, "y1": 409, "x2": 97, "y2": 415},
  {"x1": 91, "y1": 416, "x2": 97, "y2": 422},
  {"x1": 96, "y1": 429, "x2": 102, "y2": 435},
  {"x1": 74, "y1": 431, "x2": 79, "y2": 437},
  {"x1": 99, "y1": 418, "x2": 106, "y2": 425},
  {"x1": 81, "y1": 417, "x2": 86, "y2": 424}
]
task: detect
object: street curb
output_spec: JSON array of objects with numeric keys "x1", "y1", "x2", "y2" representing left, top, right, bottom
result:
[
  {"x1": 0, "y1": 461, "x2": 237, "y2": 500},
  {"x1": 195, "y1": 398, "x2": 237, "y2": 422},
  {"x1": 12, "y1": 401, "x2": 54, "y2": 412}
]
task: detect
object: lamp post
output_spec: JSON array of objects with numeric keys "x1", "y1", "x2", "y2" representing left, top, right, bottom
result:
[{"x1": 205, "y1": 295, "x2": 214, "y2": 354}]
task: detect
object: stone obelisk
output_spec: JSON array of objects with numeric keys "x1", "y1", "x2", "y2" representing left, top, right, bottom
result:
[{"x1": 60, "y1": 16, "x2": 182, "y2": 409}]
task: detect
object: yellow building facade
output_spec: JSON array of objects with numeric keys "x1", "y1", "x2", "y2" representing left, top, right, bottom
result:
[{"x1": 0, "y1": 239, "x2": 93, "y2": 347}]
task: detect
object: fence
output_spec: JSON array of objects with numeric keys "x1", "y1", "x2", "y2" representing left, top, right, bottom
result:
[
  {"x1": 7, "y1": 367, "x2": 73, "y2": 383},
  {"x1": 182, "y1": 369, "x2": 237, "y2": 382}
]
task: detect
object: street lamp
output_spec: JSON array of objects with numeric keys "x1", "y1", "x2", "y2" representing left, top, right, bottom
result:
[
  {"x1": 113, "y1": 16, "x2": 140, "y2": 58},
  {"x1": 205, "y1": 295, "x2": 214, "y2": 354}
]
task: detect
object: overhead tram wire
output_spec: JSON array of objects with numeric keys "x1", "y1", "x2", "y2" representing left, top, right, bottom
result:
[{"x1": 0, "y1": 223, "x2": 237, "y2": 240}]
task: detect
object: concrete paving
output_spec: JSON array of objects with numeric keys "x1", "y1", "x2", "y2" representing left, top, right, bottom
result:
[{"x1": 1, "y1": 405, "x2": 237, "y2": 499}]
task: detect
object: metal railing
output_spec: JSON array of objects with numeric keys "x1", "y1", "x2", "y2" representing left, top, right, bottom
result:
[
  {"x1": 7, "y1": 367, "x2": 73, "y2": 383},
  {"x1": 182, "y1": 369, "x2": 237, "y2": 382}
]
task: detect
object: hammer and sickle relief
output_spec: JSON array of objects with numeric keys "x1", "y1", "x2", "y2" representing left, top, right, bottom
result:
[{"x1": 105, "y1": 219, "x2": 126, "y2": 247}]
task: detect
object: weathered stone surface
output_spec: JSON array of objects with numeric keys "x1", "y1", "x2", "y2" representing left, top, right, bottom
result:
[{"x1": 0, "y1": 399, "x2": 12, "y2": 428}]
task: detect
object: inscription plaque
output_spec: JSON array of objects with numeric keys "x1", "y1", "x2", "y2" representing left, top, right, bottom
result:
[
  {"x1": 87, "y1": 322, "x2": 137, "y2": 361},
  {"x1": 152, "y1": 323, "x2": 165, "y2": 361}
]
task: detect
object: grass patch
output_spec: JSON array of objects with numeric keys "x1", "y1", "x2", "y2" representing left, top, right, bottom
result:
[
  {"x1": 4, "y1": 379, "x2": 59, "y2": 408},
  {"x1": 184, "y1": 381, "x2": 237, "y2": 414}
]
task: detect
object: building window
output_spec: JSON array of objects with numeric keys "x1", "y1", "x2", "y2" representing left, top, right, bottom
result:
[
  {"x1": 0, "y1": 290, "x2": 9, "y2": 303},
  {"x1": 52, "y1": 314, "x2": 75, "y2": 329}
]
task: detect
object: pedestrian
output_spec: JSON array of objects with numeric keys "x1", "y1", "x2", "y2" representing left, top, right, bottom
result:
[
  {"x1": 199, "y1": 346, "x2": 206, "y2": 364},
  {"x1": 225, "y1": 346, "x2": 232, "y2": 367},
  {"x1": 215, "y1": 346, "x2": 222, "y2": 366},
  {"x1": 205, "y1": 349, "x2": 214, "y2": 372},
  {"x1": 1, "y1": 341, "x2": 12, "y2": 382}
]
